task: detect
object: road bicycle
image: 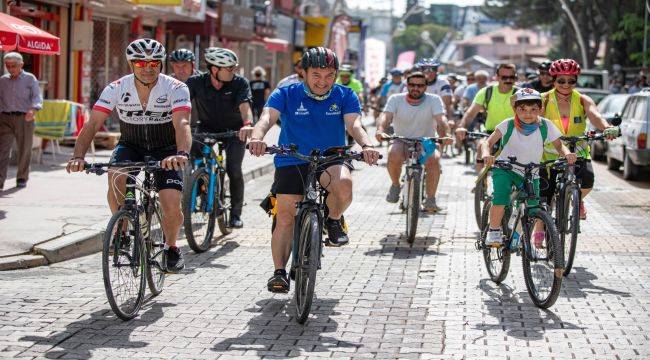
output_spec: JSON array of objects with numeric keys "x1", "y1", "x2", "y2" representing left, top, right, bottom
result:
[
  {"x1": 476, "y1": 157, "x2": 564, "y2": 308},
  {"x1": 182, "y1": 131, "x2": 238, "y2": 253},
  {"x1": 85, "y1": 159, "x2": 166, "y2": 320},
  {"x1": 263, "y1": 144, "x2": 377, "y2": 323}
]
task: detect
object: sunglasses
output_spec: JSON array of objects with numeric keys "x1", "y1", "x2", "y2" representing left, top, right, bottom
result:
[
  {"x1": 132, "y1": 60, "x2": 161, "y2": 68},
  {"x1": 407, "y1": 83, "x2": 426, "y2": 88},
  {"x1": 500, "y1": 75, "x2": 516, "y2": 81},
  {"x1": 556, "y1": 79, "x2": 577, "y2": 85}
]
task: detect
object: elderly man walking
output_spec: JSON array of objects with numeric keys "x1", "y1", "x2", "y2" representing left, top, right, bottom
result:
[{"x1": 0, "y1": 52, "x2": 43, "y2": 190}]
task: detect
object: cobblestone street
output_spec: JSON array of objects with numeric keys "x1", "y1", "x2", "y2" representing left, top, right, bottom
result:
[{"x1": 1, "y1": 155, "x2": 649, "y2": 359}]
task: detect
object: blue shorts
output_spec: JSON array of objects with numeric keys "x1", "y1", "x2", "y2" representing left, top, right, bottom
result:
[{"x1": 110, "y1": 143, "x2": 183, "y2": 192}]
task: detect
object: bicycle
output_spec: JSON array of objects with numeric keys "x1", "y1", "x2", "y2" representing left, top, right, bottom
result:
[
  {"x1": 84, "y1": 159, "x2": 166, "y2": 320},
  {"x1": 263, "y1": 144, "x2": 377, "y2": 323},
  {"x1": 182, "y1": 130, "x2": 238, "y2": 253},
  {"x1": 475, "y1": 157, "x2": 564, "y2": 308},
  {"x1": 550, "y1": 131, "x2": 614, "y2": 276},
  {"x1": 463, "y1": 131, "x2": 489, "y2": 166},
  {"x1": 383, "y1": 135, "x2": 446, "y2": 244}
]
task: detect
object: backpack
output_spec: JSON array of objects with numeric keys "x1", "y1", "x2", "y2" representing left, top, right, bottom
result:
[{"x1": 498, "y1": 118, "x2": 548, "y2": 154}]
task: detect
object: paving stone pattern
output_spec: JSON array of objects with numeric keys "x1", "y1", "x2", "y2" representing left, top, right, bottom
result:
[{"x1": 0, "y1": 156, "x2": 649, "y2": 359}]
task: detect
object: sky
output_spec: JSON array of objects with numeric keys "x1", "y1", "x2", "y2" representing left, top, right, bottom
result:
[{"x1": 346, "y1": 0, "x2": 485, "y2": 17}]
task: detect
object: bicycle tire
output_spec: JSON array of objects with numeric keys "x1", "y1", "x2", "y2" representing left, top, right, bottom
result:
[
  {"x1": 474, "y1": 179, "x2": 486, "y2": 228},
  {"x1": 481, "y1": 200, "x2": 511, "y2": 283},
  {"x1": 183, "y1": 170, "x2": 217, "y2": 253},
  {"x1": 562, "y1": 186, "x2": 580, "y2": 276},
  {"x1": 522, "y1": 210, "x2": 563, "y2": 308},
  {"x1": 145, "y1": 200, "x2": 165, "y2": 296},
  {"x1": 294, "y1": 210, "x2": 320, "y2": 324},
  {"x1": 405, "y1": 174, "x2": 421, "y2": 244},
  {"x1": 102, "y1": 210, "x2": 146, "y2": 320},
  {"x1": 217, "y1": 171, "x2": 232, "y2": 236}
]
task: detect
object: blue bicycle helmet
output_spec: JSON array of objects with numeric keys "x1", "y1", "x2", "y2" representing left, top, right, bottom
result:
[
  {"x1": 389, "y1": 68, "x2": 403, "y2": 76},
  {"x1": 169, "y1": 48, "x2": 195, "y2": 62},
  {"x1": 415, "y1": 58, "x2": 440, "y2": 70}
]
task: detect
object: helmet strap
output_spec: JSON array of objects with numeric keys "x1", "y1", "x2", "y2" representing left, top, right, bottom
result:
[
  {"x1": 304, "y1": 83, "x2": 332, "y2": 101},
  {"x1": 134, "y1": 73, "x2": 159, "y2": 88}
]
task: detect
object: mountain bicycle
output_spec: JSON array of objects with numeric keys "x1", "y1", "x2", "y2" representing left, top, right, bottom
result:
[
  {"x1": 84, "y1": 159, "x2": 166, "y2": 320},
  {"x1": 182, "y1": 130, "x2": 238, "y2": 253},
  {"x1": 263, "y1": 144, "x2": 378, "y2": 323},
  {"x1": 476, "y1": 157, "x2": 564, "y2": 308}
]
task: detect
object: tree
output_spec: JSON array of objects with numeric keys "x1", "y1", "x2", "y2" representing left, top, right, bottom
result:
[
  {"x1": 393, "y1": 23, "x2": 451, "y2": 61},
  {"x1": 482, "y1": 0, "x2": 647, "y2": 68}
]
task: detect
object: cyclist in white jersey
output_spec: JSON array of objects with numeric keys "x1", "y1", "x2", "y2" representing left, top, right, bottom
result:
[{"x1": 67, "y1": 38, "x2": 192, "y2": 272}]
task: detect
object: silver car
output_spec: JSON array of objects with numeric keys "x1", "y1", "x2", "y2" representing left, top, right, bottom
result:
[
  {"x1": 606, "y1": 89, "x2": 650, "y2": 180},
  {"x1": 590, "y1": 94, "x2": 630, "y2": 160}
]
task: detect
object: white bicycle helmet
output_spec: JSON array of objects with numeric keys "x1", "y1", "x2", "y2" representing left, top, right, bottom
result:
[
  {"x1": 204, "y1": 47, "x2": 238, "y2": 67},
  {"x1": 125, "y1": 38, "x2": 166, "y2": 61}
]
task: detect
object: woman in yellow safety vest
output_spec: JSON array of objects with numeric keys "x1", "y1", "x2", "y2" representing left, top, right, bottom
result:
[{"x1": 540, "y1": 58, "x2": 619, "y2": 220}]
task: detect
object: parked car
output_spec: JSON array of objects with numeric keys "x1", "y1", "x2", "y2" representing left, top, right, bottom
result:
[
  {"x1": 578, "y1": 88, "x2": 610, "y2": 105},
  {"x1": 605, "y1": 88, "x2": 650, "y2": 180},
  {"x1": 590, "y1": 94, "x2": 630, "y2": 160}
]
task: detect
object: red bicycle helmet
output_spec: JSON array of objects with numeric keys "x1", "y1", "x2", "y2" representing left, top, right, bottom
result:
[{"x1": 549, "y1": 59, "x2": 581, "y2": 77}]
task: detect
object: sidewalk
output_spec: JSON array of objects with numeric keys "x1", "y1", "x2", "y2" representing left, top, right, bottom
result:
[{"x1": 0, "y1": 125, "x2": 280, "y2": 270}]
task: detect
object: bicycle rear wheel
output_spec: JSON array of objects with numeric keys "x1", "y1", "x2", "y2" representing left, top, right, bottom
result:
[
  {"x1": 103, "y1": 210, "x2": 146, "y2": 320},
  {"x1": 294, "y1": 210, "x2": 320, "y2": 324},
  {"x1": 522, "y1": 210, "x2": 563, "y2": 308},
  {"x1": 561, "y1": 186, "x2": 580, "y2": 276},
  {"x1": 183, "y1": 170, "x2": 217, "y2": 253},
  {"x1": 405, "y1": 174, "x2": 421, "y2": 244},
  {"x1": 145, "y1": 201, "x2": 165, "y2": 296},
  {"x1": 481, "y1": 200, "x2": 511, "y2": 283},
  {"x1": 217, "y1": 172, "x2": 232, "y2": 236}
]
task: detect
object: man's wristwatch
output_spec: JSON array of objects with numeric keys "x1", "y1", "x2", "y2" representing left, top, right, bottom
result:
[{"x1": 177, "y1": 151, "x2": 190, "y2": 159}]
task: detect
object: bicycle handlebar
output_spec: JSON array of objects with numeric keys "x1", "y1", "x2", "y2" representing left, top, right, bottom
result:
[
  {"x1": 264, "y1": 145, "x2": 382, "y2": 164},
  {"x1": 492, "y1": 157, "x2": 556, "y2": 172},
  {"x1": 560, "y1": 130, "x2": 619, "y2": 143},
  {"x1": 381, "y1": 135, "x2": 450, "y2": 144},
  {"x1": 192, "y1": 130, "x2": 239, "y2": 141},
  {"x1": 83, "y1": 160, "x2": 162, "y2": 175}
]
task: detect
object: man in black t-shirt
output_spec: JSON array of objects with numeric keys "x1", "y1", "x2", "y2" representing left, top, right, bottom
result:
[
  {"x1": 523, "y1": 60, "x2": 554, "y2": 93},
  {"x1": 186, "y1": 47, "x2": 253, "y2": 228},
  {"x1": 249, "y1": 66, "x2": 270, "y2": 124}
]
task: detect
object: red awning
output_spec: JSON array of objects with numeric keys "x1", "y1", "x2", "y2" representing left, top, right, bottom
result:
[
  {"x1": 264, "y1": 37, "x2": 290, "y2": 52},
  {"x1": 0, "y1": 12, "x2": 60, "y2": 55}
]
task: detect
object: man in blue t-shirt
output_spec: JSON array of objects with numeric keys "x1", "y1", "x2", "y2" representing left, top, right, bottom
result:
[{"x1": 246, "y1": 47, "x2": 380, "y2": 293}]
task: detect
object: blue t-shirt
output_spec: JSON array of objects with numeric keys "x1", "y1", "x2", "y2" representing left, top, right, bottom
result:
[
  {"x1": 265, "y1": 83, "x2": 361, "y2": 167},
  {"x1": 463, "y1": 83, "x2": 480, "y2": 102}
]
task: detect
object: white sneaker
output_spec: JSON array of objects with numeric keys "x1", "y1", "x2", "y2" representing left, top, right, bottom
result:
[{"x1": 485, "y1": 229, "x2": 503, "y2": 247}]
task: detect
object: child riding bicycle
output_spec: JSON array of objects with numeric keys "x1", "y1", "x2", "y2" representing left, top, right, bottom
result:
[{"x1": 481, "y1": 88, "x2": 577, "y2": 247}]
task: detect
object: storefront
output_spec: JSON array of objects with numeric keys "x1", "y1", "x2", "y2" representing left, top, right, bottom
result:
[{"x1": 217, "y1": 3, "x2": 254, "y2": 76}]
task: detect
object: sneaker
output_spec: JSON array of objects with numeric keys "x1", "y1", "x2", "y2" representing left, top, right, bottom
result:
[
  {"x1": 325, "y1": 218, "x2": 349, "y2": 246},
  {"x1": 386, "y1": 184, "x2": 401, "y2": 203},
  {"x1": 16, "y1": 179, "x2": 27, "y2": 188},
  {"x1": 485, "y1": 229, "x2": 503, "y2": 247},
  {"x1": 533, "y1": 231, "x2": 546, "y2": 249},
  {"x1": 423, "y1": 197, "x2": 440, "y2": 212},
  {"x1": 229, "y1": 215, "x2": 243, "y2": 228},
  {"x1": 165, "y1": 246, "x2": 185, "y2": 272},
  {"x1": 579, "y1": 201, "x2": 587, "y2": 220},
  {"x1": 267, "y1": 269, "x2": 289, "y2": 293}
]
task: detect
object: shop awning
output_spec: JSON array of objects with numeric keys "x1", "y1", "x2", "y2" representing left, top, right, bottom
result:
[
  {"x1": 0, "y1": 12, "x2": 60, "y2": 55},
  {"x1": 264, "y1": 37, "x2": 289, "y2": 52}
]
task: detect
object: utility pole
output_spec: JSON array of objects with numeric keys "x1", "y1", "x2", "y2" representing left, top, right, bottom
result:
[
  {"x1": 644, "y1": 0, "x2": 649, "y2": 69},
  {"x1": 558, "y1": 0, "x2": 589, "y2": 69}
]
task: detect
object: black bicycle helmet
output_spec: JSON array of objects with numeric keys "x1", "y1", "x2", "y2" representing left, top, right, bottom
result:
[
  {"x1": 537, "y1": 60, "x2": 552, "y2": 71},
  {"x1": 170, "y1": 48, "x2": 195, "y2": 62},
  {"x1": 300, "y1": 47, "x2": 339, "y2": 71}
]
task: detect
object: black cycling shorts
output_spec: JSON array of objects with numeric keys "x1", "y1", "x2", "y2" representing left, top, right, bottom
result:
[
  {"x1": 271, "y1": 161, "x2": 352, "y2": 195},
  {"x1": 110, "y1": 143, "x2": 183, "y2": 192},
  {"x1": 540, "y1": 161, "x2": 595, "y2": 203}
]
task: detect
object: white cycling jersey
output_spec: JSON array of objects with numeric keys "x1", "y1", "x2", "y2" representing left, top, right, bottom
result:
[
  {"x1": 93, "y1": 74, "x2": 191, "y2": 150},
  {"x1": 425, "y1": 77, "x2": 453, "y2": 98}
]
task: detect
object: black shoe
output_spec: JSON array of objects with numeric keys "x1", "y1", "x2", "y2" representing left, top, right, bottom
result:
[
  {"x1": 165, "y1": 246, "x2": 185, "y2": 273},
  {"x1": 16, "y1": 179, "x2": 27, "y2": 188},
  {"x1": 229, "y1": 215, "x2": 243, "y2": 228},
  {"x1": 325, "y1": 218, "x2": 349, "y2": 247},
  {"x1": 267, "y1": 269, "x2": 289, "y2": 293}
]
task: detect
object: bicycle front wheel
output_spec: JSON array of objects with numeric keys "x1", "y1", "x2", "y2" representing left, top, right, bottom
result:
[
  {"x1": 103, "y1": 210, "x2": 146, "y2": 320},
  {"x1": 294, "y1": 210, "x2": 320, "y2": 324},
  {"x1": 145, "y1": 201, "x2": 165, "y2": 296},
  {"x1": 405, "y1": 174, "x2": 421, "y2": 244},
  {"x1": 481, "y1": 200, "x2": 511, "y2": 283},
  {"x1": 522, "y1": 210, "x2": 563, "y2": 308},
  {"x1": 183, "y1": 170, "x2": 217, "y2": 253},
  {"x1": 561, "y1": 186, "x2": 580, "y2": 276}
]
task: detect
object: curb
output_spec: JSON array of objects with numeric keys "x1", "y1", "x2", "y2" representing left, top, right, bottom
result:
[{"x1": 1, "y1": 161, "x2": 276, "y2": 271}]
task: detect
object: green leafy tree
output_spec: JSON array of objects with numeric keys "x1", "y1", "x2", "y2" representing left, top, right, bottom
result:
[{"x1": 393, "y1": 23, "x2": 451, "y2": 61}]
